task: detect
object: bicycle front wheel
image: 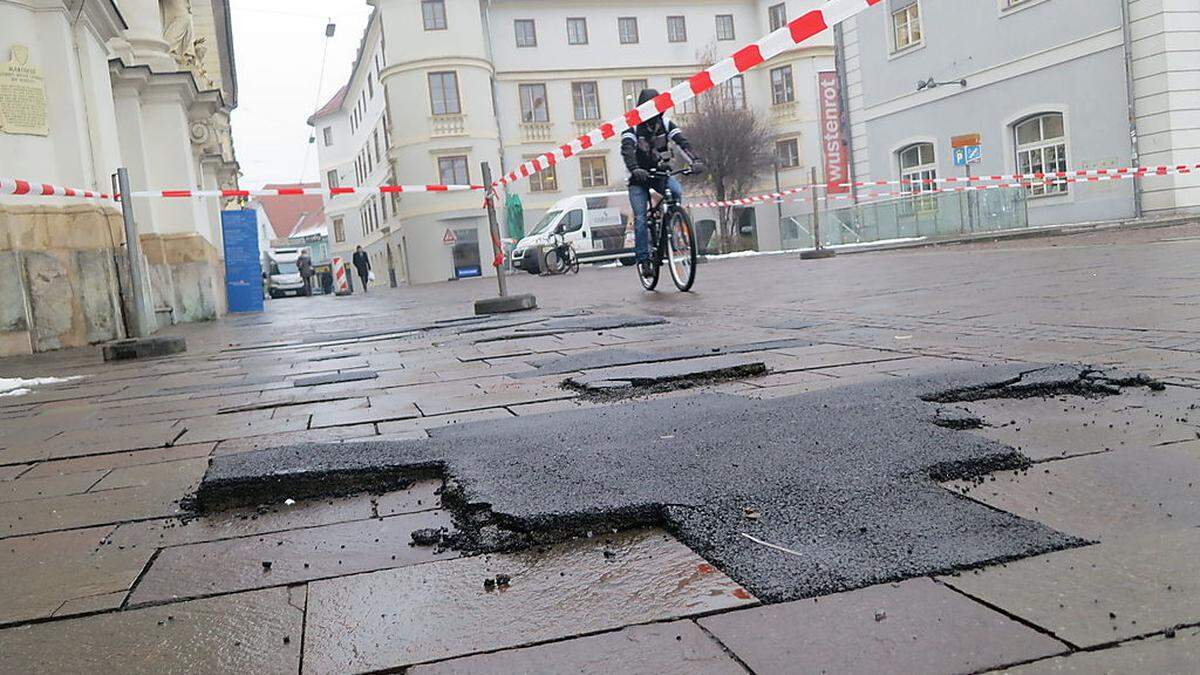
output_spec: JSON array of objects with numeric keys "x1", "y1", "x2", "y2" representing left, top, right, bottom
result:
[
  {"x1": 666, "y1": 207, "x2": 697, "y2": 291},
  {"x1": 566, "y1": 245, "x2": 580, "y2": 274},
  {"x1": 543, "y1": 247, "x2": 567, "y2": 275}
]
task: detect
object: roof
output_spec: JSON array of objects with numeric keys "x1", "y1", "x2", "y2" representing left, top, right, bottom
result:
[
  {"x1": 289, "y1": 206, "x2": 328, "y2": 239},
  {"x1": 307, "y1": 85, "x2": 348, "y2": 126},
  {"x1": 253, "y1": 183, "x2": 324, "y2": 240}
]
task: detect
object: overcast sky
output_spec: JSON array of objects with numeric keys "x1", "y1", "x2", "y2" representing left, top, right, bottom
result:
[{"x1": 229, "y1": 0, "x2": 372, "y2": 189}]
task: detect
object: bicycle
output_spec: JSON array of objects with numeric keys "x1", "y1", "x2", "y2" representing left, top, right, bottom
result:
[
  {"x1": 639, "y1": 165, "x2": 698, "y2": 292},
  {"x1": 542, "y1": 230, "x2": 580, "y2": 275}
]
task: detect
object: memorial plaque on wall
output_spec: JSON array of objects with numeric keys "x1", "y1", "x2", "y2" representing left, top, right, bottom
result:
[{"x1": 0, "y1": 45, "x2": 49, "y2": 136}]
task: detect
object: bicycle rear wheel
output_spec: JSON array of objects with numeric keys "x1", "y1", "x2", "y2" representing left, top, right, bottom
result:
[
  {"x1": 666, "y1": 207, "x2": 697, "y2": 291},
  {"x1": 543, "y1": 247, "x2": 568, "y2": 275},
  {"x1": 567, "y1": 246, "x2": 580, "y2": 274}
]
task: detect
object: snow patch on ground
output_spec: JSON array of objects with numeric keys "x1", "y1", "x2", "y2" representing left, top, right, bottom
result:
[
  {"x1": 702, "y1": 237, "x2": 928, "y2": 262},
  {"x1": 0, "y1": 376, "x2": 82, "y2": 398}
]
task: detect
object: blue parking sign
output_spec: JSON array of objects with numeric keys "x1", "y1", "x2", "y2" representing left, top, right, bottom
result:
[{"x1": 955, "y1": 145, "x2": 982, "y2": 166}]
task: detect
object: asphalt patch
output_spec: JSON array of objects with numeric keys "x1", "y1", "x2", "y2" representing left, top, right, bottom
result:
[
  {"x1": 292, "y1": 370, "x2": 379, "y2": 387},
  {"x1": 514, "y1": 338, "x2": 814, "y2": 378},
  {"x1": 194, "y1": 364, "x2": 1159, "y2": 603}
]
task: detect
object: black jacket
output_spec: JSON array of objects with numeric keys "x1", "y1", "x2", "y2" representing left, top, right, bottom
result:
[
  {"x1": 352, "y1": 251, "x2": 370, "y2": 272},
  {"x1": 620, "y1": 117, "x2": 693, "y2": 186}
]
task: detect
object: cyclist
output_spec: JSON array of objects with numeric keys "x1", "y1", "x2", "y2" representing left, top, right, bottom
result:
[{"x1": 621, "y1": 88, "x2": 701, "y2": 279}]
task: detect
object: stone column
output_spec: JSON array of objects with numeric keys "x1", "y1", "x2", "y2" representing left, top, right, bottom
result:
[{"x1": 114, "y1": 0, "x2": 176, "y2": 72}]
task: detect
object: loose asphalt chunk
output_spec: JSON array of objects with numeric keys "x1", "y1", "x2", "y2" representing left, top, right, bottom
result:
[
  {"x1": 698, "y1": 578, "x2": 1067, "y2": 674},
  {"x1": 300, "y1": 528, "x2": 753, "y2": 673},
  {"x1": 565, "y1": 355, "x2": 768, "y2": 394},
  {"x1": 193, "y1": 364, "x2": 1156, "y2": 603}
]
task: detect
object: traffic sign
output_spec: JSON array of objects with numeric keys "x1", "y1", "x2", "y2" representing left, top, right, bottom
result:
[
  {"x1": 953, "y1": 145, "x2": 982, "y2": 167},
  {"x1": 951, "y1": 133, "x2": 981, "y2": 149},
  {"x1": 442, "y1": 229, "x2": 457, "y2": 246}
]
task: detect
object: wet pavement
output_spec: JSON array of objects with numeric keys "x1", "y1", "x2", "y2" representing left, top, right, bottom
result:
[{"x1": 1, "y1": 223, "x2": 1199, "y2": 672}]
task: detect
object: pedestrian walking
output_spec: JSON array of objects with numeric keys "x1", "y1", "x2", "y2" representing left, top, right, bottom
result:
[
  {"x1": 352, "y1": 245, "x2": 371, "y2": 293},
  {"x1": 297, "y1": 248, "x2": 314, "y2": 296}
]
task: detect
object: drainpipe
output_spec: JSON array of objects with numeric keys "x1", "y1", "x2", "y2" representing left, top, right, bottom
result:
[{"x1": 1119, "y1": 0, "x2": 1142, "y2": 219}]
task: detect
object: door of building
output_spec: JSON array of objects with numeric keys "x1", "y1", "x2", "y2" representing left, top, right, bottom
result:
[{"x1": 452, "y1": 227, "x2": 482, "y2": 278}]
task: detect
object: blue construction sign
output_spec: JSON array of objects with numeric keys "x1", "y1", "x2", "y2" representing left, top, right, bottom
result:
[{"x1": 221, "y1": 209, "x2": 264, "y2": 313}]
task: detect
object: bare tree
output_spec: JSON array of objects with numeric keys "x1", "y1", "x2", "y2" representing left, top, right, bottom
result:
[{"x1": 679, "y1": 82, "x2": 773, "y2": 253}]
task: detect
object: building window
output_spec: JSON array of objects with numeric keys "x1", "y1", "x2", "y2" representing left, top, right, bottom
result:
[
  {"x1": 367, "y1": 72, "x2": 374, "y2": 99},
  {"x1": 322, "y1": 126, "x2": 333, "y2": 146},
  {"x1": 672, "y1": 77, "x2": 698, "y2": 114},
  {"x1": 770, "y1": 66, "x2": 794, "y2": 105},
  {"x1": 618, "y1": 17, "x2": 639, "y2": 44},
  {"x1": 421, "y1": 0, "x2": 446, "y2": 30},
  {"x1": 333, "y1": 217, "x2": 345, "y2": 243},
  {"x1": 571, "y1": 81, "x2": 601, "y2": 120},
  {"x1": 719, "y1": 75, "x2": 746, "y2": 109},
  {"x1": 716, "y1": 14, "x2": 735, "y2": 40},
  {"x1": 892, "y1": 2, "x2": 922, "y2": 52},
  {"x1": 667, "y1": 16, "x2": 687, "y2": 42},
  {"x1": 529, "y1": 162, "x2": 558, "y2": 192},
  {"x1": 768, "y1": 3, "x2": 787, "y2": 31},
  {"x1": 374, "y1": 130, "x2": 382, "y2": 164},
  {"x1": 898, "y1": 142, "x2": 937, "y2": 213},
  {"x1": 776, "y1": 138, "x2": 800, "y2": 168},
  {"x1": 518, "y1": 83, "x2": 549, "y2": 123},
  {"x1": 1015, "y1": 112, "x2": 1068, "y2": 196},
  {"x1": 437, "y1": 155, "x2": 470, "y2": 185},
  {"x1": 326, "y1": 169, "x2": 339, "y2": 189},
  {"x1": 567, "y1": 17, "x2": 588, "y2": 45},
  {"x1": 514, "y1": 19, "x2": 537, "y2": 47},
  {"x1": 428, "y1": 71, "x2": 461, "y2": 115},
  {"x1": 580, "y1": 156, "x2": 608, "y2": 188},
  {"x1": 621, "y1": 79, "x2": 648, "y2": 112}
]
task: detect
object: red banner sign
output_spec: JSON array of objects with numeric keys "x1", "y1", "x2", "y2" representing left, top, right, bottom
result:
[{"x1": 818, "y1": 71, "x2": 849, "y2": 195}]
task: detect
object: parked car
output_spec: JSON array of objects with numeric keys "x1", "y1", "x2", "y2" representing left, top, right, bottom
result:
[{"x1": 511, "y1": 193, "x2": 637, "y2": 274}]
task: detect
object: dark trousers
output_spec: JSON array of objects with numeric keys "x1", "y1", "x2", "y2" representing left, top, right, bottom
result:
[
  {"x1": 357, "y1": 270, "x2": 369, "y2": 292},
  {"x1": 302, "y1": 276, "x2": 312, "y2": 296}
]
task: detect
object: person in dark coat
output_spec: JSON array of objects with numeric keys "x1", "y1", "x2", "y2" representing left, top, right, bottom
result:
[
  {"x1": 352, "y1": 245, "x2": 371, "y2": 293},
  {"x1": 297, "y1": 249, "x2": 314, "y2": 296}
]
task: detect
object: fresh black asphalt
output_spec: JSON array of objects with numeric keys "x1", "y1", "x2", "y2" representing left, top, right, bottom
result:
[{"x1": 197, "y1": 364, "x2": 1154, "y2": 602}]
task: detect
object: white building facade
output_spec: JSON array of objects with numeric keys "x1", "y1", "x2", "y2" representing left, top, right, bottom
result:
[
  {"x1": 0, "y1": 0, "x2": 240, "y2": 356},
  {"x1": 837, "y1": 0, "x2": 1199, "y2": 227},
  {"x1": 363, "y1": 0, "x2": 836, "y2": 285}
]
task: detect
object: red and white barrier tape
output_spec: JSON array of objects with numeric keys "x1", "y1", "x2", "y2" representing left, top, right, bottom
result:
[
  {"x1": 0, "y1": 178, "x2": 111, "y2": 200},
  {"x1": 494, "y1": 0, "x2": 885, "y2": 189},
  {"x1": 1, "y1": 179, "x2": 484, "y2": 200},
  {"x1": 688, "y1": 164, "x2": 1199, "y2": 208}
]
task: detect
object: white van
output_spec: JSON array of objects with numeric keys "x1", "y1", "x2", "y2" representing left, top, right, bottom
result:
[
  {"x1": 264, "y1": 248, "x2": 305, "y2": 298},
  {"x1": 511, "y1": 192, "x2": 636, "y2": 274}
]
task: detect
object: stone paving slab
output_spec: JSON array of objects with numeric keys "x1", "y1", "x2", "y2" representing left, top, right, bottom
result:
[
  {"x1": 410, "y1": 620, "x2": 744, "y2": 675},
  {"x1": 945, "y1": 444, "x2": 1200, "y2": 539},
  {"x1": 1, "y1": 458, "x2": 207, "y2": 538},
  {"x1": 567, "y1": 355, "x2": 768, "y2": 391},
  {"x1": 0, "y1": 464, "x2": 30, "y2": 480},
  {"x1": 128, "y1": 509, "x2": 456, "y2": 605},
  {"x1": 301, "y1": 528, "x2": 756, "y2": 673},
  {"x1": 1, "y1": 419, "x2": 183, "y2": 465},
  {"x1": 699, "y1": 578, "x2": 1066, "y2": 674},
  {"x1": 211, "y1": 423, "x2": 378, "y2": 456},
  {"x1": 0, "y1": 586, "x2": 304, "y2": 674},
  {"x1": 941, "y1": 528, "x2": 1200, "y2": 648},
  {"x1": 293, "y1": 369, "x2": 379, "y2": 387},
  {"x1": 17, "y1": 443, "x2": 215, "y2": 479},
  {"x1": 375, "y1": 407, "x2": 516, "y2": 436},
  {"x1": 0, "y1": 525, "x2": 151, "y2": 625},
  {"x1": 174, "y1": 411, "x2": 311, "y2": 445},
  {"x1": 0, "y1": 469, "x2": 108, "y2": 503},
  {"x1": 308, "y1": 392, "x2": 421, "y2": 428},
  {"x1": 999, "y1": 626, "x2": 1200, "y2": 674}
]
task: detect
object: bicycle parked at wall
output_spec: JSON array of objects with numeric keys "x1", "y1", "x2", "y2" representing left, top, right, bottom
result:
[
  {"x1": 638, "y1": 165, "x2": 699, "y2": 292},
  {"x1": 542, "y1": 230, "x2": 580, "y2": 275}
]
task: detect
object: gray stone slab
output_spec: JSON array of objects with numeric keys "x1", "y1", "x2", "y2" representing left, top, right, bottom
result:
[
  {"x1": 1003, "y1": 626, "x2": 1200, "y2": 674},
  {"x1": 0, "y1": 469, "x2": 108, "y2": 503},
  {"x1": 293, "y1": 369, "x2": 379, "y2": 387},
  {"x1": 701, "y1": 578, "x2": 1066, "y2": 674},
  {"x1": 211, "y1": 423, "x2": 378, "y2": 456},
  {"x1": 517, "y1": 338, "x2": 814, "y2": 378},
  {"x1": 941, "y1": 528, "x2": 1200, "y2": 648},
  {"x1": 1, "y1": 419, "x2": 183, "y2": 464},
  {"x1": 410, "y1": 620, "x2": 743, "y2": 675},
  {"x1": 302, "y1": 528, "x2": 755, "y2": 673},
  {"x1": 0, "y1": 586, "x2": 304, "y2": 674},
  {"x1": 173, "y1": 411, "x2": 310, "y2": 445},
  {"x1": 128, "y1": 509, "x2": 456, "y2": 605},
  {"x1": 0, "y1": 525, "x2": 152, "y2": 625},
  {"x1": 0, "y1": 465, "x2": 30, "y2": 481},
  {"x1": 945, "y1": 443, "x2": 1200, "y2": 539},
  {"x1": 202, "y1": 364, "x2": 1102, "y2": 603},
  {"x1": 308, "y1": 392, "x2": 421, "y2": 428},
  {"x1": 18, "y1": 443, "x2": 215, "y2": 479}
]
